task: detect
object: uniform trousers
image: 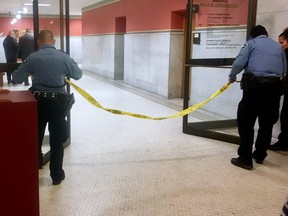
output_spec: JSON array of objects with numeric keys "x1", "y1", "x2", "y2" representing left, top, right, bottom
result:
[
  {"x1": 237, "y1": 82, "x2": 281, "y2": 162},
  {"x1": 278, "y1": 91, "x2": 288, "y2": 147},
  {"x1": 37, "y1": 98, "x2": 67, "y2": 181}
]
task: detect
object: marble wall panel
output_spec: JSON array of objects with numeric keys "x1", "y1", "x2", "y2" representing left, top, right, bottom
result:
[
  {"x1": 82, "y1": 35, "x2": 115, "y2": 79},
  {"x1": 124, "y1": 32, "x2": 172, "y2": 97},
  {"x1": 168, "y1": 32, "x2": 184, "y2": 98}
]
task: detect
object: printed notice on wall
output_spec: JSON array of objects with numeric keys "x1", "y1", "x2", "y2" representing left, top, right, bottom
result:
[{"x1": 191, "y1": 0, "x2": 249, "y2": 59}]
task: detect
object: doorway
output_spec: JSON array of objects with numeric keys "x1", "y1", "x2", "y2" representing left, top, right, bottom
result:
[{"x1": 114, "y1": 16, "x2": 126, "y2": 80}]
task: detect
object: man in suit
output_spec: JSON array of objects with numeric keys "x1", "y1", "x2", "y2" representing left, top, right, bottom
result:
[
  {"x1": 3, "y1": 30, "x2": 18, "y2": 84},
  {"x1": 18, "y1": 28, "x2": 34, "y2": 86}
]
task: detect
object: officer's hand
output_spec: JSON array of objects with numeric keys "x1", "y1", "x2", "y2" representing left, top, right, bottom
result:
[{"x1": 228, "y1": 78, "x2": 235, "y2": 84}]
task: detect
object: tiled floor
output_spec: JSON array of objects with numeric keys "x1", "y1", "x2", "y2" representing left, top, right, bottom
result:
[{"x1": 2, "y1": 73, "x2": 288, "y2": 215}]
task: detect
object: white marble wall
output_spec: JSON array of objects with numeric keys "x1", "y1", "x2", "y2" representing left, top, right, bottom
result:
[
  {"x1": 257, "y1": 0, "x2": 288, "y2": 41},
  {"x1": 82, "y1": 35, "x2": 115, "y2": 79},
  {"x1": 69, "y1": 36, "x2": 82, "y2": 63},
  {"x1": 82, "y1": 32, "x2": 184, "y2": 98},
  {"x1": 168, "y1": 32, "x2": 184, "y2": 98},
  {"x1": 124, "y1": 32, "x2": 170, "y2": 97},
  {"x1": 0, "y1": 37, "x2": 6, "y2": 63},
  {"x1": 124, "y1": 31, "x2": 183, "y2": 98}
]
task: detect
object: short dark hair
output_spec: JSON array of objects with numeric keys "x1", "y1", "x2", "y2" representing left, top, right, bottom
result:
[
  {"x1": 279, "y1": 31, "x2": 288, "y2": 41},
  {"x1": 38, "y1": 30, "x2": 54, "y2": 43},
  {"x1": 250, "y1": 25, "x2": 268, "y2": 38}
]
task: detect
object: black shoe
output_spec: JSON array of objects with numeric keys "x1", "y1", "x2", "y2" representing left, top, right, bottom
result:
[
  {"x1": 38, "y1": 153, "x2": 43, "y2": 169},
  {"x1": 231, "y1": 157, "x2": 253, "y2": 170},
  {"x1": 24, "y1": 82, "x2": 30, "y2": 86},
  {"x1": 252, "y1": 152, "x2": 264, "y2": 164},
  {"x1": 269, "y1": 142, "x2": 288, "y2": 151},
  {"x1": 252, "y1": 157, "x2": 263, "y2": 164},
  {"x1": 52, "y1": 173, "x2": 65, "y2": 185}
]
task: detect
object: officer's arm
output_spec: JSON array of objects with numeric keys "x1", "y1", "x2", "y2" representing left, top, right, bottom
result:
[
  {"x1": 228, "y1": 43, "x2": 250, "y2": 82},
  {"x1": 66, "y1": 57, "x2": 83, "y2": 80},
  {"x1": 13, "y1": 58, "x2": 30, "y2": 84}
]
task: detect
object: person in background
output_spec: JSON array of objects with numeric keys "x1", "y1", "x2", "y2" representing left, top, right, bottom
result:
[
  {"x1": 2, "y1": 30, "x2": 18, "y2": 84},
  {"x1": 228, "y1": 25, "x2": 286, "y2": 170},
  {"x1": 281, "y1": 194, "x2": 288, "y2": 216},
  {"x1": 18, "y1": 28, "x2": 35, "y2": 86},
  {"x1": 13, "y1": 30, "x2": 83, "y2": 185},
  {"x1": 269, "y1": 28, "x2": 288, "y2": 151}
]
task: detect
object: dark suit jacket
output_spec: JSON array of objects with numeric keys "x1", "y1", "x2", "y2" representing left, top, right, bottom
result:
[
  {"x1": 18, "y1": 33, "x2": 34, "y2": 61},
  {"x1": 3, "y1": 35, "x2": 18, "y2": 62}
]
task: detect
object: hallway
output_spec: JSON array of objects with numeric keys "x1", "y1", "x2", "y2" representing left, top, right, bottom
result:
[{"x1": 5, "y1": 73, "x2": 288, "y2": 215}]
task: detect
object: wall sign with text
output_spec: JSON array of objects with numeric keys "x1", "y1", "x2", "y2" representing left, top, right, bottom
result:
[{"x1": 191, "y1": 0, "x2": 249, "y2": 59}]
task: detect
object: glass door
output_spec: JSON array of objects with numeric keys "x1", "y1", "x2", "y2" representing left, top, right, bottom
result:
[{"x1": 182, "y1": 0, "x2": 257, "y2": 144}]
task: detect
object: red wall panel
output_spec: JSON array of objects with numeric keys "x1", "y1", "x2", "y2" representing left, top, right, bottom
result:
[
  {"x1": 82, "y1": 0, "x2": 187, "y2": 35},
  {"x1": 0, "y1": 16, "x2": 82, "y2": 36}
]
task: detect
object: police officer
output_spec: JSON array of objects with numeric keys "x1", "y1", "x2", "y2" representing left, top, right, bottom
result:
[
  {"x1": 13, "y1": 30, "x2": 83, "y2": 185},
  {"x1": 228, "y1": 25, "x2": 287, "y2": 170}
]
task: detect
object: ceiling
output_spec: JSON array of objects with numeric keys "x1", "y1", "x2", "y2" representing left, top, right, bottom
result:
[{"x1": 0, "y1": 0, "x2": 104, "y2": 16}]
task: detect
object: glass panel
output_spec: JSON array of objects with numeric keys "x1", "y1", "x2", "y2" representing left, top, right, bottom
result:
[
  {"x1": 191, "y1": 0, "x2": 249, "y2": 60},
  {"x1": 38, "y1": 1, "x2": 62, "y2": 156},
  {"x1": 184, "y1": 0, "x2": 252, "y2": 142}
]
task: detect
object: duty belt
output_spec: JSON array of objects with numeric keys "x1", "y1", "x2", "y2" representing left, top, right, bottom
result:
[
  {"x1": 254, "y1": 77, "x2": 280, "y2": 84},
  {"x1": 33, "y1": 91, "x2": 65, "y2": 100}
]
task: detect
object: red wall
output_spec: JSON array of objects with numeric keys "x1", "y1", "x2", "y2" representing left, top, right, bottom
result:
[
  {"x1": 0, "y1": 16, "x2": 82, "y2": 36},
  {"x1": 82, "y1": 0, "x2": 187, "y2": 35},
  {"x1": 0, "y1": 0, "x2": 186, "y2": 37}
]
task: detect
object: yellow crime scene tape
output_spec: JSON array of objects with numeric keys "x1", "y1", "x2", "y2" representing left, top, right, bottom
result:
[{"x1": 66, "y1": 79, "x2": 231, "y2": 120}]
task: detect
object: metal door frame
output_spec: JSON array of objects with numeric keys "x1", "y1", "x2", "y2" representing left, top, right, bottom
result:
[{"x1": 182, "y1": 0, "x2": 258, "y2": 144}]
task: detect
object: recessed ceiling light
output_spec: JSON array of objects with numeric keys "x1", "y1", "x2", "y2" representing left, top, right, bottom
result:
[
  {"x1": 23, "y1": 8, "x2": 28, "y2": 14},
  {"x1": 16, "y1": 14, "x2": 22, "y2": 19},
  {"x1": 24, "y1": 3, "x2": 51, "y2": 7}
]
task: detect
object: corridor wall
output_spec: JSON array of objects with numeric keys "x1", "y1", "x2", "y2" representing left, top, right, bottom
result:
[{"x1": 82, "y1": 0, "x2": 186, "y2": 98}]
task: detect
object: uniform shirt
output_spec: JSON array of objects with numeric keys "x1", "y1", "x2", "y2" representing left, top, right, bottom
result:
[
  {"x1": 229, "y1": 35, "x2": 287, "y2": 81},
  {"x1": 13, "y1": 44, "x2": 82, "y2": 92}
]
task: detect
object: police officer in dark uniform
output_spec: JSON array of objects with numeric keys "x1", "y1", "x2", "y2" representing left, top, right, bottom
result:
[
  {"x1": 13, "y1": 30, "x2": 83, "y2": 185},
  {"x1": 228, "y1": 25, "x2": 287, "y2": 170}
]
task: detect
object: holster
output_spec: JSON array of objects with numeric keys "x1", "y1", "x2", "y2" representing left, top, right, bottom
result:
[
  {"x1": 62, "y1": 93, "x2": 75, "y2": 116},
  {"x1": 281, "y1": 76, "x2": 288, "y2": 94},
  {"x1": 240, "y1": 73, "x2": 256, "y2": 92}
]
